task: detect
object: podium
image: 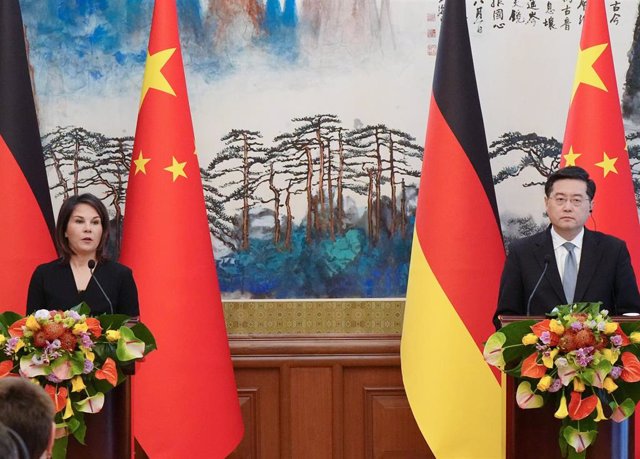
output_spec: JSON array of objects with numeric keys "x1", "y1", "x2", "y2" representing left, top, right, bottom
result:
[
  {"x1": 500, "y1": 315, "x2": 635, "y2": 459},
  {"x1": 66, "y1": 370, "x2": 133, "y2": 459}
]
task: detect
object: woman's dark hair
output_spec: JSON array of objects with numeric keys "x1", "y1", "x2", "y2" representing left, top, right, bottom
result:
[{"x1": 55, "y1": 193, "x2": 110, "y2": 262}]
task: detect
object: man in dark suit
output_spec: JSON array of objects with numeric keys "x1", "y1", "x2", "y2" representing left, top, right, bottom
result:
[{"x1": 493, "y1": 166, "x2": 640, "y2": 328}]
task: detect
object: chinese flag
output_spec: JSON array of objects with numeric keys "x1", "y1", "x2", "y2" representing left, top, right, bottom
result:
[
  {"x1": 400, "y1": 0, "x2": 505, "y2": 457},
  {"x1": 0, "y1": 0, "x2": 56, "y2": 314},
  {"x1": 560, "y1": 0, "x2": 640, "y2": 453},
  {"x1": 119, "y1": 1, "x2": 243, "y2": 457}
]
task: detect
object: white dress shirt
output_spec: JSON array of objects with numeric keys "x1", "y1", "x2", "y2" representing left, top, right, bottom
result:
[{"x1": 550, "y1": 227, "x2": 584, "y2": 283}]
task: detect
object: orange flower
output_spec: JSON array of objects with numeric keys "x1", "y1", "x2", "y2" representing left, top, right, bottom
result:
[
  {"x1": 95, "y1": 358, "x2": 118, "y2": 386},
  {"x1": 0, "y1": 361, "x2": 13, "y2": 378},
  {"x1": 568, "y1": 391, "x2": 598, "y2": 420},
  {"x1": 521, "y1": 353, "x2": 547, "y2": 378},
  {"x1": 620, "y1": 352, "x2": 640, "y2": 382},
  {"x1": 8, "y1": 318, "x2": 27, "y2": 337},
  {"x1": 531, "y1": 320, "x2": 560, "y2": 346},
  {"x1": 84, "y1": 318, "x2": 102, "y2": 338},
  {"x1": 45, "y1": 385, "x2": 68, "y2": 413}
]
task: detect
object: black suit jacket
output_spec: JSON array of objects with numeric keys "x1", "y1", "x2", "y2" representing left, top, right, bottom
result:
[
  {"x1": 26, "y1": 259, "x2": 140, "y2": 316},
  {"x1": 493, "y1": 227, "x2": 640, "y2": 328}
]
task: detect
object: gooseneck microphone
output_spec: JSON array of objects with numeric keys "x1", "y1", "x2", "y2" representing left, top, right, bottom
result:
[
  {"x1": 88, "y1": 259, "x2": 114, "y2": 314},
  {"x1": 526, "y1": 255, "x2": 551, "y2": 317}
]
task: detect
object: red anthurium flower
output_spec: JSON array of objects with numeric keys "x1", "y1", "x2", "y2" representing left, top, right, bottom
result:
[
  {"x1": 521, "y1": 353, "x2": 547, "y2": 378},
  {"x1": 45, "y1": 385, "x2": 68, "y2": 413},
  {"x1": 84, "y1": 318, "x2": 102, "y2": 338},
  {"x1": 531, "y1": 320, "x2": 560, "y2": 345},
  {"x1": 620, "y1": 352, "x2": 640, "y2": 382},
  {"x1": 95, "y1": 358, "x2": 118, "y2": 386},
  {"x1": 8, "y1": 318, "x2": 27, "y2": 338},
  {"x1": 568, "y1": 391, "x2": 598, "y2": 420},
  {"x1": 0, "y1": 361, "x2": 13, "y2": 378}
]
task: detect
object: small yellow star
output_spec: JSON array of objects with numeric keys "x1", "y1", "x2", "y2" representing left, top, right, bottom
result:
[
  {"x1": 571, "y1": 43, "x2": 608, "y2": 101},
  {"x1": 594, "y1": 152, "x2": 618, "y2": 177},
  {"x1": 133, "y1": 151, "x2": 151, "y2": 175},
  {"x1": 563, "y1": 146, "x2": 581, "y2": 166},
  {"x1": 164, "y1": 156, "x2": 188, "y2": 181},
  {"x1": 140, "y1": 48, "x2": 177, "y2": 106}
]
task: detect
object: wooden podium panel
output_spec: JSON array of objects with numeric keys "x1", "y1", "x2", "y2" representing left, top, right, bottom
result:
[{"x1": 228, "y1": 334, "x2": 432, "y2": 459}]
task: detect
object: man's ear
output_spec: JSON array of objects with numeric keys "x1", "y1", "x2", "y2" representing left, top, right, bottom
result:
[{"x1": 42, "y1": 422, "x2": 56, "y2": 459}]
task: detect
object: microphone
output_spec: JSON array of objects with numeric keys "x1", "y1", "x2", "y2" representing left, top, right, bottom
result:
[
  {"x1": 526, "y1": 255, "x2": 551, "y2": 316},
  {"x1": 88, "y1": 260, "x2": 114, "y2": 314}
]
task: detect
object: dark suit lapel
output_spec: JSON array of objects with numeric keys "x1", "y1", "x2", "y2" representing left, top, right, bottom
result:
[
  {"x1": 575, "y1": 229, "x2": 600, "y2": 301},
  {"x1": 534, "y1": 228, "x2": 566, "y2": 302}
]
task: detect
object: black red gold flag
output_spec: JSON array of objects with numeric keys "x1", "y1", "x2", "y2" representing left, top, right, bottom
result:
[
  {"x1": 400, "y1": 0, "x2": 505, "y2": 456},
  {"x1": 0, "y1": 0, "x2": 56, "y2": 314}
]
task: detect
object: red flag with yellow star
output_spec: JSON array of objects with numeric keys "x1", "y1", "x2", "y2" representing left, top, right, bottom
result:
[
  {"x1": 561, "y1": 0, "x2": 640, "y2": 276},
  {"x1": 119, "y1": 1, "x2": 243, "y2": 456}
]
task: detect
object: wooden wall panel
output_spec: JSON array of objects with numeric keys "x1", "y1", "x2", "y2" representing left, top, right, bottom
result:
[
  {"x1": 290, "y1": 367, "x2": 334, "y2": 458},
  {"x1": 229, "y1": 335, "x2": 431, "y2": 459}
]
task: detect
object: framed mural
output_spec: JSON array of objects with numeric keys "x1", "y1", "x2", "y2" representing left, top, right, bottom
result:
[{"x1": 18, "y1": 0, "x2": 640, "y2": 333}]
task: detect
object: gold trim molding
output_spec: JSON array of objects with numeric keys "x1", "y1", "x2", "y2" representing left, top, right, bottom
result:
[{"x1": 223, "y1": 299, "x2": 405, "y2": 335}]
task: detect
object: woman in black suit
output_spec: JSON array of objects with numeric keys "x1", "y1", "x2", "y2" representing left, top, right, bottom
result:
[
  {"x1": 26, "y1": 192, "x2": 138, "y2": 316},
  {"x1": 26, "y1": 193, "x2": 139, "y2": 459}
]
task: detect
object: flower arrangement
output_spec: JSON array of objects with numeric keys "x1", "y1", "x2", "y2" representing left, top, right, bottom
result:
[
  {"x1": 484, "y1": 302, "x2": 640, "y2": 458},
  {"x1": 0, "y1": 303, "x2": 155, "y2": 459}
]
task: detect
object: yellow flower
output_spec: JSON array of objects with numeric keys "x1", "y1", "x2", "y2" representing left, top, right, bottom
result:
[
  {"x1": 522, "y1": 333, "x2": 538, "y2": 345},
  {"x1": 63, "y1": 398, "x2": 74, "y2": 420},
  {"x1": 106, "y1": 330, "x2": 121, "y2": 342},
  {"x1": 71, "y1": 376, "x2": 86, "y2": 393},
  {"x1": 630, "y1": 332, "x2": 640, "y2": 344},
  {"x1": 0, "y1": 335, "x2": 6, "y2": 346},
  {"x1": 14, "y1": 339, "x2": 24, "y2": 353},
  {"x1": 554, "y1": 393, "x2": 568, "y2": 419},
  {"x1": 604, "y1": 322, "x2": 619, "y2": 335},
  {"x1": 603, "y1": 377, "x2": 618, "y2": 393},
  {"x1": 599, "y1": 348, "x2": 619, "y2": 364},
  {"x1": 549, "y1": 320, "x2": 565, "y2": 335},
  {"x1": 573, "y1": 378, "x2": 585, "y2": 392},
  {"x1": 542, "y1": 348, "x2": 559, "y2": 368},
  {"x1": 537, "y1": 375, "x2": 553, "y2": 392},
  {"x1": 25, "y1": 316, "x2": 41, "y2": 331},
  {"x1": 72, "y1": 322, "x2": 88, "y2": 335},
  {"x1": 83, "y1": 349, "x2": 95, "y2": 362},
  {"x1": 595, "y1": 398, "x2": 607, "y2": 422}
]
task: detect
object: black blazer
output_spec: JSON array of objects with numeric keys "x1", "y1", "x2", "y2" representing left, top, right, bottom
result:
[
  {"x1": 493, "y1": 227, "x2": 640, "y2": 328},
  {"x1": 26, "y1": 259, "x2": 140, "y2": 316}
]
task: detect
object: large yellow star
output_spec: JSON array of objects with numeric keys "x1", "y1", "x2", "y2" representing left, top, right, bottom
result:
[
  {"x1": 563, "y1": 146, "x2": 581, "y2": 166},
  {"x1": 140, "y1": 48, "x2": 177, "y2": 106},
  {"x1": 571, "y1": 43, "x2": 608, "y2": 101},
  {"x1": 594, "y1": 152, "x2": 618, "y2": 177},
  {"x1": 164, "y1": 156, "x2": 187, "y2": 181},
  {"x1": 133, "y1": 151, "x2": 151, "y2": 175}
]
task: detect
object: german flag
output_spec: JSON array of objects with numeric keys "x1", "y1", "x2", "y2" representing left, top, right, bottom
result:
[
  {"x1": 400, "y1": 0, "x2": 505, "y2": 457},
  {"x1": 0, "y1": 0, "x2": 56, "y2": 314}
]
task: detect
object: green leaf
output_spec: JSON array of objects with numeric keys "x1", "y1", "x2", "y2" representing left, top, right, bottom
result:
[
  {"x1": 562, "y1": 425, "x2": 596, "y2": 455},
  {"x1": 483, "y1": 332, "x2": 506, "y2": 368},
  {"x1": 0, "y1": 311, "x2": 22, "y2": 330},
  {"x1": 98, "y1": 314, "x2": 131, "y2": 331},
  {"x1": 131, "y1": 322, "x2": 157, "y2": 353},
  {"x1": 52, "y1": 435, "x2": 68, "y2": 459},
  {"x1": 116, "y1": 327, "x2": 145, "y2": 361},
  {"x1": 70, "y1": 303, "x2": 91, "y2": 316}
]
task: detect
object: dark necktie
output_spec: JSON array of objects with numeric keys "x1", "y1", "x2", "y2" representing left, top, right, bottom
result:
[{"x1": 563, "y1": 242, "x2": 577, "y2": 304}]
